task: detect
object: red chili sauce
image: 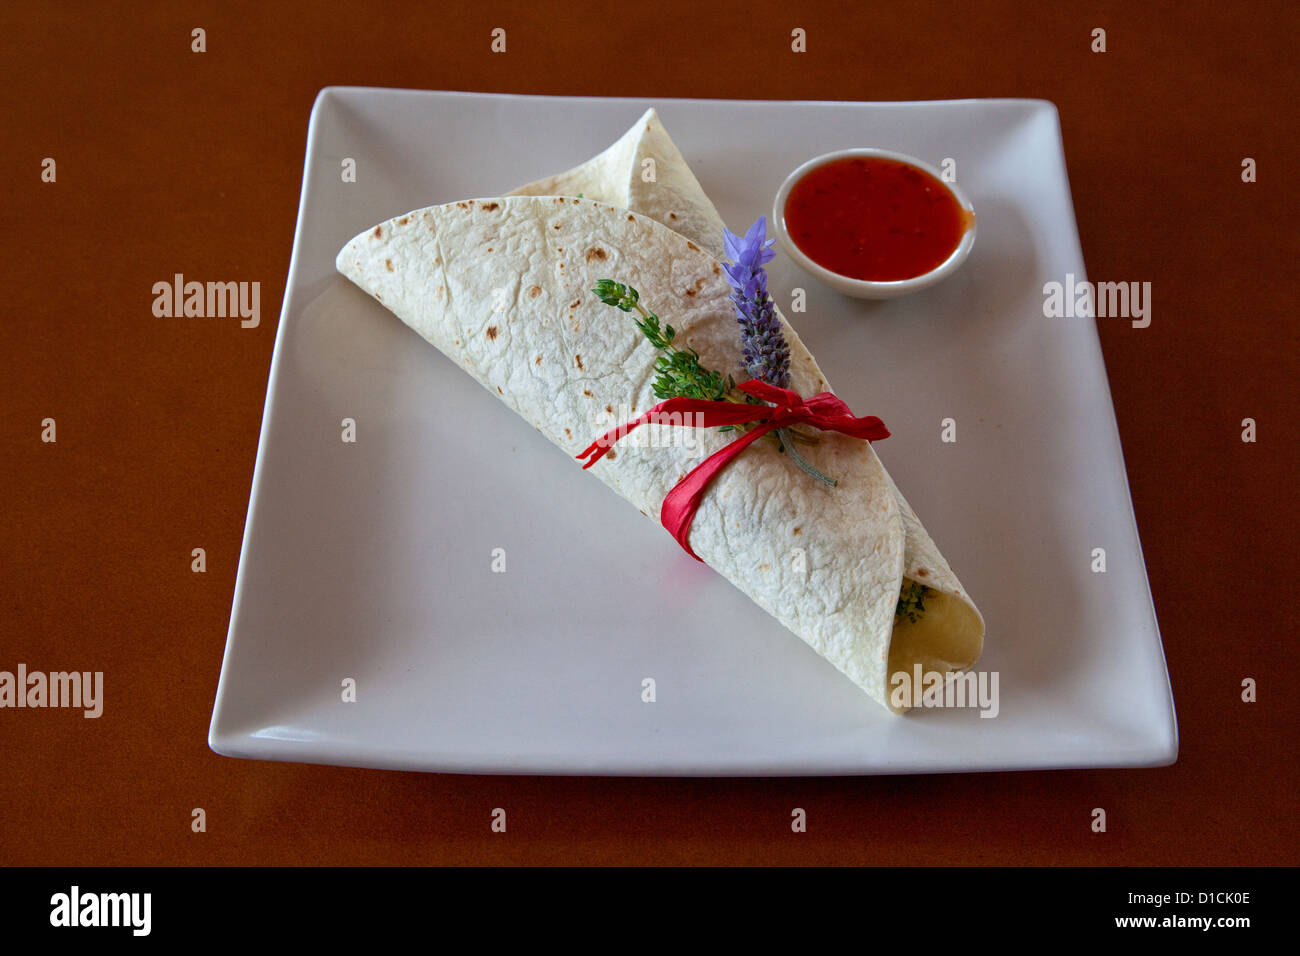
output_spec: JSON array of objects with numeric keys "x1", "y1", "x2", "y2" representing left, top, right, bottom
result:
[{"x1": 783, "y1": 156, "x2": 971, "y2": 282}]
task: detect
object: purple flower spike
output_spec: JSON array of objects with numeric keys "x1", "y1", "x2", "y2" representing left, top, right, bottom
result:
[{"x1": 722, "y1": 217, "x2": 790, "y2": 389}]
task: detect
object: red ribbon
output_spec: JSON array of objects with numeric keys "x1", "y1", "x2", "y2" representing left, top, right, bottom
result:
[{"x1": 576, "y1": 379, "x2": 889, "y2": 561}]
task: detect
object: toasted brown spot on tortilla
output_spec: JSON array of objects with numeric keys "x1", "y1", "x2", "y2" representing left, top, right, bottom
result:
[
  {"x1": 398, "y1": 216, "x2": 409, "y2": 225},
  {"x1": 529, "y1": 285, "x2": 541, "y2": 298},
  {"x1": 685, "y1": 289, "x2": 696, "y2": 296},
  {"x1": 571, "y1": 198, "x2": 579, "y2": 203},
  {"x1": 487, "y1": 247, "x2": 493, "y2": 252},
  {"x1": 760, "y1": 564, "x2": 770, "y2": 572},
  {"x1": 670, "y1": 213, "x2": 678, "y2": 220},
  {"x1": 627, "y1": 214, "x2": 635, "y2": 221},
  {"x1": 372, "y1": 226, "x2": 383, "y2": 238},
  {"x1": 585, "y1": 247, "x2": 608, "y2": 262},
  {"x1": 536, "y1": 356, "x2": 543, "y2": 365},
  {"x1": 385, "y1": 259, "x2": 393, "y2": 272},
  {"x1": 605, "y1": 405, "x2": 613, "y2": 413},
  {"x1": 575, "y1": 354, "x2": 584, "y2": 370},
  {"x1": 497, "y1": 386, "x2": 503, "y2": 394},
  {"x1": 916, "y1": 568, "x2": 929, "y2": 577},
  {"x1": 570, "y1": 299, "x2": 581, "y2": 308},
  {"x1": 564, "y1": 428, "x2": 572, "y2": 439},
  {"x1": 606, "y1": 449, "x2": 616, "y2": 460},
  {"x1": 686, "y1": 240, "x2": 699, "y2": 252},
  {"x1": 712, "y1": 263, "x2": 721, "y2": 275},
  {"x1": 486, "y1": 326, "x2": 499, "y2": 341},
  {"x1": 583, "y1": 389, "x2": 593, "y2": 397},
  {"x1": 793, "y1": 526, "x2": 802, "y2": 536},
  {"x1": 639, "y1": 509, "x2": 646, "y2": 516},
  {"x1": 375, "y1": 293, "x2": 382, "y2": 301},
  {"x1": 456, "y1": 201, "x2": 469, "y2": 209},
  {"x1": 553, "y1": 223, "x2": 561, "y2": 229},
  {"x1": 481, "y1": 201, "x2": 499, "y2": 211}
]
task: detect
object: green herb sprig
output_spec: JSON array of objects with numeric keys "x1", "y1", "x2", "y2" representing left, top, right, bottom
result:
[{"x1": 592, "y1": 280, "x2": 734, "y2": 402}]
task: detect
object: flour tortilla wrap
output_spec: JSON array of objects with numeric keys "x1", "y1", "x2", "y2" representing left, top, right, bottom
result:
[
  {"x1": 506, "y1": 108, "x2": 728, "y2": 260},
  {"x1": 336, "y1": 195, "x2": 983, "y2": 712}
]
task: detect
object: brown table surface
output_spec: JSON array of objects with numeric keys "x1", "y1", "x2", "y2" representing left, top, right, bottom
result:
[{"x1": 2, "y1": 0, "x2": 1295, "y2": 866}]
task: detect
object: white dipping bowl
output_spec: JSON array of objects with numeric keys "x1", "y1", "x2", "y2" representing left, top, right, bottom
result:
[{"x1": 771, "y1": 148, "x2": 976, "y2": 299}]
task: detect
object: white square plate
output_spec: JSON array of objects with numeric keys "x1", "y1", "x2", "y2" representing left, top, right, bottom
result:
[{"x1": 209, "y1": 88, "x2": 1177, "y2": 775}]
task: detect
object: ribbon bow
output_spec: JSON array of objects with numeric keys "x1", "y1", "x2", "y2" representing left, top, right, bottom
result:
[{"x1": 576, "y1": 379, "x2": 889, "y2": 561}]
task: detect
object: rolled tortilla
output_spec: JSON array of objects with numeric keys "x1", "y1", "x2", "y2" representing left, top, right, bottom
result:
[
  {"x1": 506, "y1": 107, "x2": 728, "y2": 260},
  {"x1": 336, "y1": 194, "x2": 983, "y2": 712}
]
